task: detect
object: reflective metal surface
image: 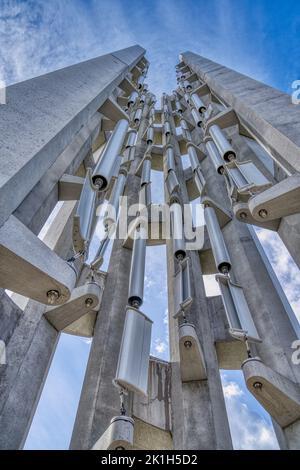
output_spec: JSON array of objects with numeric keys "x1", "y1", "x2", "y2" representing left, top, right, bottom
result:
[
  {"x1": 171, "y1": 202, "x2": 186, "y2": 260},
  {"x1": 128, "y1": 225, "x2": 147, "y2": 306},
  {"x1": 205, "y1": 139, "x2": 225, "y2": 174},
  {"x1": 73, "y1": 168, "x2": 97, "y2": 253},
  {"x1": 216, "y1": 274, "x2": 261, "y2": 343},
  {"x1": 191, "y1": 93, "x2": 206, "y2": 113},
  {"x1": 209, "y1": 124, "x2": 236, "y2": 162},
  {"x1": 141, "y1": 158, "x2": 151, "y2": 186},
  {"x1": 125, "y1": 129, "x2": 137, "y2": 148},
  {"x1": 92, "y1": 119, "x2": 129, "y2": 189},
  {"x1": 204, "y1": 206, "x2": 231, "y2": 272},
  {"x1": 114, "y1": 306, "x2": 152, "y2": 396}
]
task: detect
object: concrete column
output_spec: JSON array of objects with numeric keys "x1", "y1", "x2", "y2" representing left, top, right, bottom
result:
[
  {"x1": 165, "y1": 98, "x2": 232, "y2": 449},
  {"x1": 181, "y1": 52, "x2": 300, "y2": 269},
  {"x1": 0, "y1": 201, "x2": 75, "y2": 449}
]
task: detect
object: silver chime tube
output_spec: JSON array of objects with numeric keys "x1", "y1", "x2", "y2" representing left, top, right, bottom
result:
[
  {"x1": 128, "y1": 91, "x2": 138, "y2": 108},
  {"x1": 137, "y1": 75, "x2": 145, "y2": 89},
  {"x1": 191, "y1": 107, "x2": 203, "y2": 128},
  {"x1": 104, "y1": 170, "x2": 127, "y2": 227},
  {"x1": 141, "y1": 159, "x2": 151, "y2": 186},
  {"x1": 125, "y1": 129, "x2": 137, "y2": 148},
  {"x1": 175, "y1": 100, "x2": 183, "y2": 113},
  {"x1": 187, "y1": 145, "x2": 199, "y2": 171},
  {"x1": 134, "y1": 107, "x2": 143, "y2": 124},
  {"x1": 146, "y1": 126, "x2": 154, "y2": 145},
  {"x1": 90, "y1": 232, "x2": 111, "y2": 271},
  {"x1": 163, "y1": 104, "x2": 169, "y2": 117},
  {"x1": 190, "y1": 93, "x2": 206, "y2": 113},
  {"x1": 92, "y1": 119, "x2": 129, "y2": 190},
  {"x1": 183, "y1": 80, "x2": 192, "y2": 90},
  {"x1": 209, "y1": 124, "x2": 236, "y2": 162},
  {"x1": 128, "y1": 225, "x2": 147, "y2": 307},
  {"x1": 171, "y1": 202, "x2": 186, "y2": 260},
  {"x1": 205, "y1": 140, "x2": 225, "y2": 174},
  {"x1": 194, "y1": 167, "x2": 205, "y2": 195},
  {"x1": 164, "y1": 121, "x2": 171, "y2": 138},
  {"x1": 166, "y1": 145, "x2": 176, "y2": 172},
  {"x1": 184, "y1": 93, "x2": 190, "y2": 104},
  {"x1": 149, "y1": 107, "x2": 155, "y2": 124},
  {"x1": 140, "y1": 94, "x2": 146, "y2": 104},
  {"x1": 180, "y1": 119, "x2": 191, "y2": 141},
  {"x1": 204, "y1": 205, "x2": 231, "y2": 272}
]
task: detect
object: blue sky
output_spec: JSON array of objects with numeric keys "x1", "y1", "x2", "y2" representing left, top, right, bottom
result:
[{"x1": 2, "y1": 0, "x2": 299, "y2": 450}]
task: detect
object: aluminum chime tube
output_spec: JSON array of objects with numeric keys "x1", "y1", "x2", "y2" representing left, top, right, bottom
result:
[
  {"x1": 204, "y1": 205, "x2": 232, "y2": 273},
  {"x1": 205, "y1": 140, "x2": 225, "y2": 174},
  {"x1": 103, "y1": 169, "x2": 127, "y2": 228},
  {"x1": 191, "y1": 108, "x2": 203, "y2": 128},
  {"x1": 166, "y1": 145, "x2": 176, "y2": 172},
  {"x1": 187, "y1": 145, "x2": 199, "y2": 171},
  {"x1": 127, "y1": 91, "x2": 138, "y2": 108},
  {"x1": 146, "y1": 127, "x2": 154, "y2": 145},
  {"x1": 92, "y1": 119, "x2": 129, "y2": 190},
  {"x1": 171, "y1": 202, "x2": 186, "y2": 260},
  {"x1": 180, "y1": 119, "x2": 191, "y2": 141},
  {"x1": 125, "y1": 129, "x2": 138, "y2": 148},
  {"x1": 209, "y1": 124, "x2": 236, "y2": 162},
  {"x1": 190, "y1": 93, "x2": 206, "y2": 113},
  {"x1": 128, "y1": 224, "x2": 147, "y2": 307}
]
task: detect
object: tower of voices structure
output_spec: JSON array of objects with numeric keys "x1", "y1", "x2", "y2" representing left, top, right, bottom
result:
[{"x1": 1, "y1": 44, "x2": 300, "y2": 451}]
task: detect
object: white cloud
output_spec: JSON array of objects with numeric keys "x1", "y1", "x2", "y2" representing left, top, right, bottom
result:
[
  {"x1": 255, "y1": 228, "x2": 300, "y2": 324},
  {"x1": 221, "y1": 372, "x2": 279, "y2": 450},
  {"x1": 154, "y1": 338, "x2": 167, "y2": 354},
  {"x1": 223, "y1": 381, "x2": 244, "y2": 399}
]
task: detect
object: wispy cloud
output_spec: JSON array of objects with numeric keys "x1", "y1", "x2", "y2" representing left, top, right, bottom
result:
[{"x1": 221, "y1": 371, "x2": 279, "y2": 450}]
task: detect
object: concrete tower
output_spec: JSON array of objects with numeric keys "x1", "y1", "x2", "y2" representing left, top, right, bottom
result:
[{"x1": 0, "y1": 45, "x2": 300, "y2": 450}]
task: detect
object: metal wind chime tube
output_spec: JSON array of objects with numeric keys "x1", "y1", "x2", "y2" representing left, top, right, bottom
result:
[
  {"x1": 180, "y1": 118, "x2": 192, "y2": 141},
  {"x1": 134, "y1": 107, "x2": 142, "y2": 125},
  {"x1": 137, "y1": 74, "x2": 145, "y2": 89},
  {"x1": 164, "y1": 120, "x2": 171, "y2": 138},
  {"x1": 183, "y1": 79, "x2": 192, "y2": 91},
  {"x1": 128, "y1": 224, "x2": 147, "y2": 308},
  {"x1": 92, "y1": 119, "x2": 129, "y2": 190},
  {"x1": 141, "y1": 158, "x2": 151, "y2": 186},
  {"x1": 204, "y1": 205, "x2": 232, "y2": 273},
  {"x1": 208, "y1": 124, "x2": 236, "y2": 162},
  {"x1": 171, "y1": 202, "x2": 186, "y2": 261},
  {"x1": 72, "y1": 168, "x2": 97, "y2": 256},
  {"x1": 205, "y1": 139, "x2": 225, "y2": 174},
  {"x1": 146, "y1": 126, "x2": 154, "y2": 145},
  {"x1": 184, "y1": 92, "x2": 190, "y2": 104},
  {"x1": 194, "y1": 167, "x2": 206, "y2": 195},
  {"x1": 127, "y1": 91, "x2": 138, "y2": 108},
  {"x1": 125, "y1": 129, "x2": 138, "y2": 148},
  {"x1": 103, "y1": 169, "x2": 127, "y2": 228},
  {"x1": 190, "y1": 93, "x2": 206, "y2": 113},
  {"x1": 187, "y1": 145, "x2": 200, "y2": 171},
  {"x1": 175, "y1": 100, "x2": 183, "y2": 114},
  {"x1": 166, "y1": 145, "x2": 176, "y2": 172},
  {"x1": 191, "y1": 107, "x2": 203, "y2": 128}
]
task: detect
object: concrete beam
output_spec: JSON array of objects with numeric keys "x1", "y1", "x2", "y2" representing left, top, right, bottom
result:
[{"x1": 0, "y1": 45, "x2": 145, "y2": 228}]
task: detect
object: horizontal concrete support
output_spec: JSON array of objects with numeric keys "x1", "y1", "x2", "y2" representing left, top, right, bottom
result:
[
  {"x1": 0, "y1": 45, "x2": 145, "y2": 228},
  {"x1": 242, "y1": 357, "x2": 300, "y2": 428},
  {"x1": 58, "y1": 174, "x2": 85, "y2": 201},
  {"x1": 45, "y1": 282, "x2": 101, "y2": 331},
  {"x1": 181, "y1": 52, "x2": 300, "y2": 175},
  {"x1": 0, "y1": 215, "x2": 76, "y2": 304}
]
